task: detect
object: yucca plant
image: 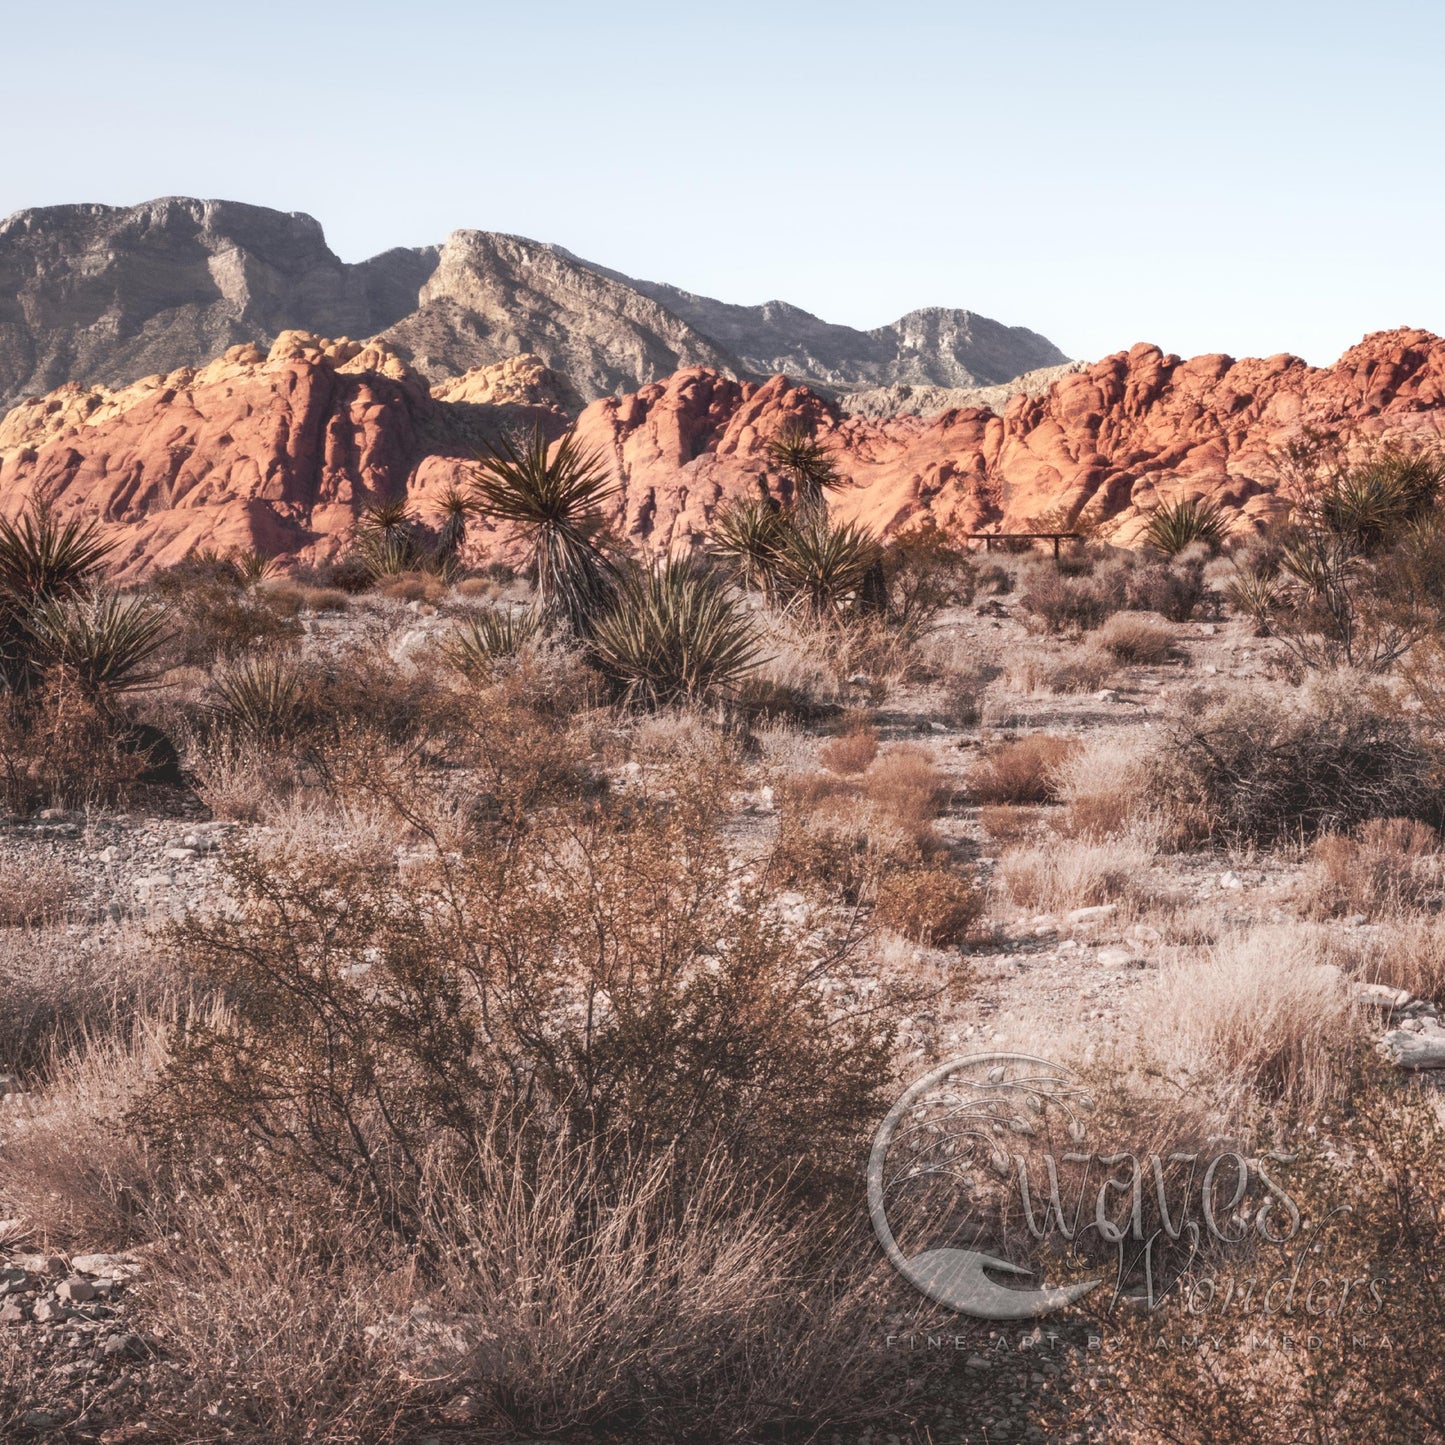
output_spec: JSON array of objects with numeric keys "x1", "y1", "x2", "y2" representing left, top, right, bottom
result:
[
  {"x1": 1142, "y1": 496, "x2": 1229, "y2": 557},
  {"x1": 231, "y1": 548, "x2": 280, "y2": 588},
  {"x1": 711, "y1": 496, "x2": 786, "y2": 595},
  {"x1": 1315, "y1": 449, "x2": 1445, "y2": 555},
  {"x1": 27, "y1": 593, "x2": 169, "y2": 697},
  {"x1": 469, "y1": 425, "x2": 618, "y2": 635},
  {"x1": 765, "y1": 424, "x2": 842, "y2": 510},
  {"x1": 0, "y1": 505, "x2": 116, "y2": 604},
  {"x1": 1225, "y1": 567, "x2": 1282, "y2": 634},
  {"x1": 771, "y1": 512, "x2": 884, "y2": 621},
  {"x1": 433, "y1": 488, "x2": 473, "y2": 565},
  {"x1": 355, "y1": 499, "x2": 423, "y2": 579},
  {"x1": 589, "y1": 557, "x2": 763, "y2": 708},
  {"x1": 207, "y1": 653, "x2": 306, "y2": 741},
  {"x1": 439, "y1": 607, "x2": 543, "y2": 675}
]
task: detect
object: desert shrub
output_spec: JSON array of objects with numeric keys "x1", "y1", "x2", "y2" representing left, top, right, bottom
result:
[
  {"x1": 149, "y1": 572, "x2": 302, "y2": 667},
  {"x1": 0, "y1": 1010, "x2": 175, "y2": 1244},
  {"x1": 1051, "y1": 733, "x2": 1158, "y2": 839},
  {"x1": 1345, "y1": 917, "x2": 1445, "y2": 1005},
  {"x1": 291, "y1": 553, "x2": 376, "y2": 594},
  {"x1": 1305, "y1": 816, "x2": 1443, "y2": 917},
  {"x1": 150, "y1": 752, "x2": 900, "y2": 1217},
  {"x1": 969, "y1": 733, "x2": 1081, "y2": 804},
  {"x1": 861, "y1": 745, "x2": 949, "y2": 848},
  {"x1": 819, "y1": 718, "x2": 879, "y2": 775},
  {"x1": 1017, "y1": 569, "x2": 1121, "y2": 634},
  {"x1": 589, "y1": 557, "x2": 763, "y2": 708},
  {"x1": 1156, "y1": 680, "x2": 1444, "y2": 845},
  {"x1": 975, "y1": 561, "x2": 1014, "y2": 595},
  {"x1": 882, "y1": 530, "x2": 977, "y2": 630},
  {"x1": 1123, "y1": 555, "x2": 1212, "y2": 620},
  {"x1": 995, "y1": 834, "x2": 1157, "y2": 912},
  {"x1": 1005, "y1": 649, "x2": 1114, "y2": 695},
  {"x1": 874, "y1": 864, "x2": 982, "y2": 946},
  {"x1": 142, "y1": 1188, "x2": 417, "y2": 1441},
  {"x1": 0, "y1": 668, "x2": 154, "y2": 814},
  {"x1": 297, "y1": 585, "x2": 350, "y2": 612},
  {"x1": 1094, "y1": 611, "x2": 1179, "y2": 664},
  {"x1": 379, "y1": 570, "x2": 448, "y2": 603}
]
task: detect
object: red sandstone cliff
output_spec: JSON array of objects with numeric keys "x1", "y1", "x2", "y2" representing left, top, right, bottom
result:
[{"x1": 3, "y1": 327, "x2": 1445, "y2": 577}]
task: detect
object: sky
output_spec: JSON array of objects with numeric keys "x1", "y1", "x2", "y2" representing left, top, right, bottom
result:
[{"x1": 3, "y1": 0, "x2": 1442, "y2": 366}]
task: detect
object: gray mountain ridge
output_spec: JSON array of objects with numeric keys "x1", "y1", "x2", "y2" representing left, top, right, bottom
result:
[{"x1": 0, "y1": 197, "x2": 1069, "y2": 411}]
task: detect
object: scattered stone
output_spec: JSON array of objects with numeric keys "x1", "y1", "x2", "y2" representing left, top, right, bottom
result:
[
  {"x1": 1379, "y1": 1030, "x2": 1445, "y2": 1070},
  {"x1": 1094, "y1": 689, "x2": 1120, "y2": 703},
  {"x1": 162, "y1": 847, "x2": 197, "y2": 862},
  {"x1": 0, "y1": 1300, "x2": 26, "y2": 1323},
  {"x1": 57, "y1": 1276, "x2": 96, "y2": 1303},
  {"x1": 1219, "y1": 871, "x2": 1243, "y2": 889},
  {"x1": 1067, "y1": 904, "x2": 1117, "y2": 924},
  {"x1": 1096, "y1": 945, "x2": 1145, "y2": 969},
  {"x1": 32, "y1": 1297, "x2": 70, "y2": 1323},
  {"x1": 1353, "y1": 982, "x2": 1414, "y2": 1011}
]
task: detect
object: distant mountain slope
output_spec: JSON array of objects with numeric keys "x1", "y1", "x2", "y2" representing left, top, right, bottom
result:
[
  {"x1": 0, "y1": 197, "x2": 1069, "y2": 410},
  {"x1": 614, "y1": 276, "x2": 1070, "y2": 392}
]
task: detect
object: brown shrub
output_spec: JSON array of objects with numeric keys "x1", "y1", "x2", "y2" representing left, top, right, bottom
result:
[
  {"x1": 1094, "y1": 611, "x2": 1179, "y2": 664},
  {"x1": 819, "y1": 718, "x2": 880, "y2": 775},
  {"x1": 995, "y1": 834, "x2": 1158, "y2": 913},
  {"x1": 1017, "y1": 569, "x2": 1122, "y2": 634},
  {"x1": 969, "y1": 734, "x2": 1081, "y2": 804},
  {"x1": 298, "y1": 586, "x2": 351, "y2": 613},
  {"x1": 381, "y1": 572, "x2": 448, "y2": 603},
  {"x1": 874, "y1": 864, "x2": 983, "y2": 946},
  {"x1": 1005, "y1": 650, "x2": 1113, "y2": 695}
]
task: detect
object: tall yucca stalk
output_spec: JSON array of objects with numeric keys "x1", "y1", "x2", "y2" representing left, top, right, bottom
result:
[
  {"x1": 1142, "y1": 496, "x2": 1229, "y2": 557},
  {"x1": 590, "y1": 557, "x2": 763, "y2": 708},
  {"x1": 772, "y1": 511, "x2": 883, "y2": 621},
  {"x1": 470, "y1": 426, "x2": 618, "y2": 636}
]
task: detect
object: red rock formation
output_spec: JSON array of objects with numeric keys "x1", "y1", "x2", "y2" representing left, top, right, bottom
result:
[{"x1": 4, "y1": 327, "x2": 1445, "y2": 577}]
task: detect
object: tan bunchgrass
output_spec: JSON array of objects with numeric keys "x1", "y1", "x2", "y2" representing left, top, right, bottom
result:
[{"x1": 995, "y1": 832, "x2": 1160, "y2": 914}]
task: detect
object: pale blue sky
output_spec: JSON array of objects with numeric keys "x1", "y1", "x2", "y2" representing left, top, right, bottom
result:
[{"x1": 3, "y1": 0, "x2": 1441, "y2": 365}]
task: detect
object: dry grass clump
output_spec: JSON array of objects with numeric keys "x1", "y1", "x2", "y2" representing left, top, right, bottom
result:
[
  {"x1": 874, "y1": 864, "x2": 982, "y2": 946},
  {"x1": 819, "y1": 716, "x2": 879, "y2": 774},
  {"x1": 1017, "y1": 568, "x2": 1121, "y2": 635},
  {"x1": 0, "y1": 854, "x2": 75, "y2": 926},
  {"x1": 772, "y1": 745, "x2": 948, "y2": 902},
  {"x1": 380, "y1": 571, "x2": 449, "y2": 603},
  {"x1": 969, "y1": 733, "x2": 1080, "y2": 804},
  {"x1": 1093, "y1": 611, "x2": 1180, "y2": 664},
  {"x1": 1050, "y1": 732, "x2": 1158, "y2": 838},
  {"x1": 979, "y1": 803, "x2": 1042, "y2": 843},
  {"x1": 1156, "y1": 678, "x2": 1444, "y2": 845},
  {"x1": 994, "y1": 833, "x2": 1158, "y2": 913},
  {"x1": 1004, "y1": 649, "x2": 1113, "y2": 696},
  {"x1": 0, "y1": 1011, "x2": 176, "y2": 1245},
  {"x1": 1304, "y1": 816, "x2": 1442, "y2": 918},
  {"x1": 1156, "y1": 924, "x2": 1361, "y2": 1114},
  {"x1": 1341, "y1": 917, "x2": 1445, "y2": 1004}
]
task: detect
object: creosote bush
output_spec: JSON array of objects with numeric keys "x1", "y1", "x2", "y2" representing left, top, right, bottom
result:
[{"x1": 1156, "y1": 679, "x2": 1445, "y2": 845}]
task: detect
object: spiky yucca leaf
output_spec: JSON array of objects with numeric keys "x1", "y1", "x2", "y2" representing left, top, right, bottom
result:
[
  {"x1": 470, "y1": 425, "x2": 618, "y2": 635},
  {"x1": 590, "y1": 557, "x2": 763, "y2": 708},
  {"x1": 772, "y1": 512, "x2": 883, "y2": 620},
  {"x1": 1142, "y1": 496, "x2": 1229, "y2": 557},
  {"x1": 208, "y1": 654, "x2": 305, "y2": 740},
  {"x1": 231, "y1": 549, "x2": 280, "y2": 587},
  {"x1": 27, "y1": 592, "x2": 170, "y2": 695},
  {"x1": 711, "y1": 497, "x2": 786, "y2": 593},
  {"x1": 440, "y1": 607, "x2": 543, "y2": 674}
]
